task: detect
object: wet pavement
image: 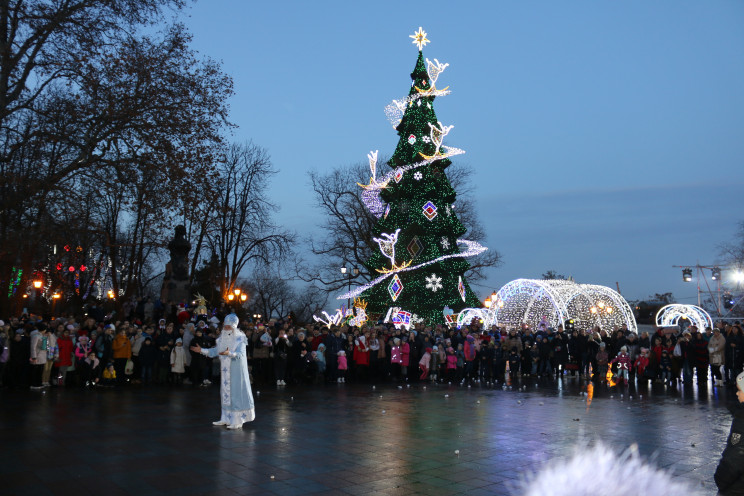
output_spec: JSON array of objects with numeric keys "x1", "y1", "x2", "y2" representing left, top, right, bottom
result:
[{"x1": 0, "y1": 375, "x2": 736, "y2": 495}]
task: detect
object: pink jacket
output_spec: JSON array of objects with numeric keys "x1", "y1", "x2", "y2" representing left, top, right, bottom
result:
[
  {"x1": 419, "y1": 351, "x2": 431, "y2": 369},
  {"x1": 337, "y1": 355, "x2": 347, "y2": 370},
  {"x1": 446, "y1": 354, "x2": 457, "y2": 369},
  {"x1": 390, "y1": 346, "x2": 402, "y2": 364},
  {"x1": 611, "y1": 352, "x2": 631, "y2": 370}
]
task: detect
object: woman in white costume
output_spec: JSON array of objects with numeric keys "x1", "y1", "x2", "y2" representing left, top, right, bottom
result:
[{"x1": 190, "y1": 314, "x2": 255, "y2": 429}]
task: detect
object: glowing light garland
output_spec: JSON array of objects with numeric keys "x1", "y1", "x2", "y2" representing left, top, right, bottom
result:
[
  {"x1": 337, "y1": 238, "x2": 486, "y2": 300},
  {"x1": 472, "y1": 279, "x2": 637, "y2": 333},
  {"x1": 360, "y1": 146, "x2": 466, "y2": 218},
  {"x1": 655, "y1": 304, "x2": 713, "y2": 331}
]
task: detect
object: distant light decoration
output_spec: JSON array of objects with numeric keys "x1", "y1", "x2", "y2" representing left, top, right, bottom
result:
[
  {"x1": 475, "y1": 279, "x2": 637, "y2": 333},
  {"x1": 422, "y1": 201, "x2": 438, "y2": 220},
  {"x1": 80, "y1": 265, "x2": 87, "y2": 272},
  {"x1": 682, "y1": 268, "x2": 692, "y2": 282},
  {"x1": 64, "y1": 245, "x2": 71, "y2": 252},
  {"x1": 655, "y1": 304, "x2": 713, "y2": 331},
  {"x1": 406, "y1": 236, "x2": 423, "y2": 258},
  {"x1": 413, "y1": 171, "x2": 422, "y2": 181},
  {"x1": 458, "y1": 276, "x2": 466, "y2": 302},
  {"x1": 348, "y1": 299, "x2": 369, "y2": 327},
  {"x1": 68, "y1": 266, "x2": 75, "y2": 272},
  {"x1": 388, "y1": 274, "x2": 403, "y2": 301},
  {"x1": 409, "y1": 26, "x2": 430, "y2": 51},
  {"x1": 56, "y1": 263, "x2": 62, "y2": 271},
  {"x1": 313, "y1": 309, "x2": 347, "y2": 329},
  {"x1": 338, "y1": 239, "x2": 487, "y2": 301},
  {"x1": 385, "y1": 307, "x2": 413, "y2": 330},
  {"x1": 419, "y1": 121, "x2": 454, "y2": 159},
  {"x1": 7, "y1": 267, "x2": 22, "y2": 297}
]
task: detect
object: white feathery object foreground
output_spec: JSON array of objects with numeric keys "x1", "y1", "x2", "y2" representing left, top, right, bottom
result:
[{"x1": 520, "y1": 443, "x2": 701, "y2": 496}]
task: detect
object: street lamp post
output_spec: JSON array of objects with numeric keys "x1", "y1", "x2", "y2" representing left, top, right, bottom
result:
[{"x1": 340, "y1": 266, "x2": 359, "y2": 310}]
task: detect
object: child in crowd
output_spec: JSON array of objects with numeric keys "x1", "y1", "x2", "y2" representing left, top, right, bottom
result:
[
  {"x1": 660, "y1": 349, "x2": 673, "y2": 385},
  {"x1": 430, "y1": 346, "x2": 439, "y2": 382},
  {"x1": 101, "y1": 363, "x2": 116, "y2": 387},
  {"x1": 530, "y1": 342, "x2": 540, "y2": 376},
  {"x1": 170, "y1": 338, "x2": 186, "y2": 384},
  {"x1": 390, "y1": 338, "x2": 402, "y2": 381},
  {"x1": 314, "y1": 344, "x2": 326, "y2": 384},
  {"x1": 596, "y1": 342, "x2": 609, "y2": 382},
  {"x1": 455, "y1": 343, "x2": 465, "y2": 381},
  {"x1": 446, "y1": 346, "x2": 457, "y2": 383},
  {"x1": 337, "y1": 350, "x2": 347, "y2": 383},
  {"x1": 634, "y1": 348, "x2": 650, "y2": 382},
  {"x1": 139, "y1": 336, "x2": 156, "y2": 384},
  {"x1": 80, "y1": 350, "x2": 100, "y2": 387},
  {"x1": 610, "y1": 345, "x2": 631, "y2": 386},
  {"x1": 508, "y1": 347, "x2": 520, "y2": 380},
  {"x1": 419, "y1": 347, "x2": 431, "y2": 380},
  {"x1": 480, "y1": 342, "x2": 494, "y2": 384}
]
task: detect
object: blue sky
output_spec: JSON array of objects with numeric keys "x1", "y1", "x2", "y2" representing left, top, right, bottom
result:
[{"x1": 179, "y1": 1, "x2": 744, "y2": 304}]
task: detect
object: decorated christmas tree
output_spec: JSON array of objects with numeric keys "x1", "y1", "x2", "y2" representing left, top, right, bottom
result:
[{"x1": 340, "y1": 28, "x2": 487, "y2": 325}]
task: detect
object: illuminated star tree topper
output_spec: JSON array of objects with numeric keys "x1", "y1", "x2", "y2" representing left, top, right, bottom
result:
[{"x1": 410, "y1": 27, "x2": 430, "y2": 51}]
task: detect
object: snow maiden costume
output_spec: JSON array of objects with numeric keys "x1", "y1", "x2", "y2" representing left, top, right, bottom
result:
[{"x1": 197, "y1": 314, "x2": 255, "y2": 429}]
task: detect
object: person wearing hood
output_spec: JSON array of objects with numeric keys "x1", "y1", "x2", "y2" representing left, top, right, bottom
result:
[
  {"x1": 190, "y1": 314, "x2": 255, "y2": 429},
  {"x1": 170, "y1": 338, "x2": 186, "y2": 384},
  {"x1": 29, "y1": 326, "x2": 48, "y2": 389},
  {"x1": 138, "y1": 336, "x2": 157, "y2": 384},
  {"x1": 715, "y1": 372, "x2": 744, "y2": 495}
]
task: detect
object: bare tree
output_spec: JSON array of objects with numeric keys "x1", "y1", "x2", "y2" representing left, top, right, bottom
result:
[
  {"x1": 303, "y1": 160, "x2": 501, "y2": 293},
  {"x1": 206, "y1": 142, "x2": 293, "y2": 297}
]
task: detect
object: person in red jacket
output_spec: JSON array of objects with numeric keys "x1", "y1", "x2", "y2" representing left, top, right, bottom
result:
[
  {"x1": 353, "y1": 331, "x2": 370, "y2": 381},
  {"x1": 56, "y1": 328, "x2": 74, "y2": 386}
]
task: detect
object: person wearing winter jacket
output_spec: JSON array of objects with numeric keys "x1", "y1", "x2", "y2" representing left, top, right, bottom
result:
[
  {"x1": 715, "y1": 371, "x2": 744, "y2": 495},
  {"x1": 708, "y1": 327, "x2": 727, "y2": 387},
  {"x1": 56, "y1": 328, "x2": 74, "y2": 386},
  {"x1": 29, "y1": 326, "x2": 48, "y2": 389},
  {"x1": 725, "y1": 325, "x2": 744, "y2": 385},
  {"x1": 112, "y1": 328, "x2": 131, "y2": 385}
]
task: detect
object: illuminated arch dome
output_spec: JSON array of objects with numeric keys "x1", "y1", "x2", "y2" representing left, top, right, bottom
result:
[
  {"x1": 486, "y1": 279, "x2": 637, "y2": 333},
  {"x1": 655, "y1": 304, "x2": 713, "y2": 331}
]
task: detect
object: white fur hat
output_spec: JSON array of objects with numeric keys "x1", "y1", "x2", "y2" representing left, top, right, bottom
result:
[
  {"x1": 737, "y1": 371, "x2": 744, "y2": 393},
  {"x1": 223, "y1": 314, "x2": 239, "y2": 328}
]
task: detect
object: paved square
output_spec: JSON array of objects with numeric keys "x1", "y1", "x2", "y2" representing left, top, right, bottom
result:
[{"x1": 0, "y1": 377, "x2": 735, "y2": 495}]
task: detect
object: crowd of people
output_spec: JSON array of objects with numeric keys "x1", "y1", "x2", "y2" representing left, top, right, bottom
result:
[{"x1": 1, "y1": 306, "x2": 743, "y2": 392}]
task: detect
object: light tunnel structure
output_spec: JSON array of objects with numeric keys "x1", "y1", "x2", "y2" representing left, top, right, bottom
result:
[
  {"x1": 655, "y1": 304, "x2": 713, "y2": 331},
  {"x1": 465, "y1": 278, "x2": 637, "y2": 333}
]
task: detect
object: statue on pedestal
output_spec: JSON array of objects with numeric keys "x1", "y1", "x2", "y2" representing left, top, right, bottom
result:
[{"x1": 161, "y1": 225, "x2": 191, "y2": 305}]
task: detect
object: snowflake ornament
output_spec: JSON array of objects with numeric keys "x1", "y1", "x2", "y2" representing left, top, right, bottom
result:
[
  {"x1": 440, "y1": 237, "x2": 450, "y2": 249},
  {"x1": 413, "y1": 171, "x2": 422, "y2": 181},
  {"x1": 422, "y1": 136, "x2": 431, "y2": 143},
  {"x1": 425, "y1": 273, "x2": 443, "y2": 292}
]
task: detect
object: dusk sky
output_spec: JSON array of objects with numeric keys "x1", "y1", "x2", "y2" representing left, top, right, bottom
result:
[{"x1": 179, "y1": 1, "x2": 744, "y2": 306}]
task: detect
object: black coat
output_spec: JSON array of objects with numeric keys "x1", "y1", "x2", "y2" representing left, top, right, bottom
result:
[
  {"x1": 139, "y1": 341, "x2": 157, "y2": 367},
  {"x1": 715, "y1": 402, "x2": 744, "y2": 495}
]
